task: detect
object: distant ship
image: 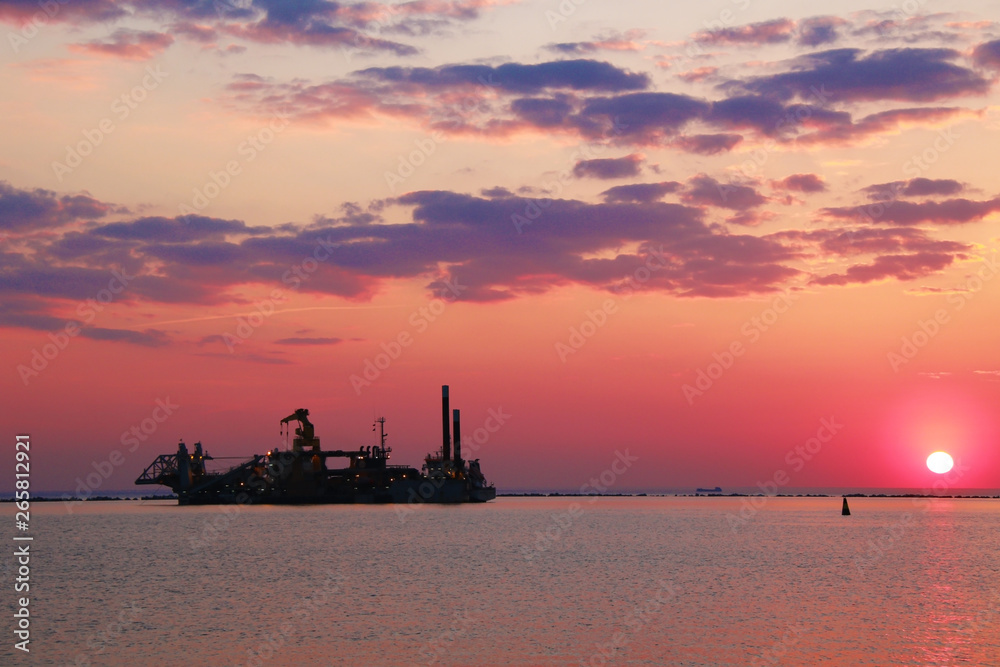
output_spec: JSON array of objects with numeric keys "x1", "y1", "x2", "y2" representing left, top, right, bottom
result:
[
  {"x1": 135, "y1": 385, "x2": 496, "y2": 505},
  {"x1": 696, "y1": 487, "x2": 723, "y2": 494}
]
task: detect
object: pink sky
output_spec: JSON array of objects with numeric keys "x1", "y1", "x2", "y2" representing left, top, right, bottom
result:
[{"x1": 2, "y1": 0, "x2": 1000, "y2": 493}]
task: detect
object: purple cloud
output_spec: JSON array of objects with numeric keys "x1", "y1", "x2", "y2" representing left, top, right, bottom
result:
[
  {"x1": 773, "y1": 174, "x2": 827, "y2": 193},
  {"x1": 813, "y1": 252, "x2": 956, "y2": 286},
  {"x1": 572, "y1": 154, "x2": 644, "y2": 179},
  {"x1": 796, "y1": 16, "x2": 846, "y2": 47},
  {"x1": 695, "y1": 19, "x2": 794, "y2": 46},
  {"x1": 862, "y1": 178, "x2": 965, "y2": 199},
  {"x1": 673, "y1": 133, "x2": 742, "y2": 155},
  {"x1": 600, "y1": 182, "x2": 682, "y2": 203},
  {"x1": 732, "y1": 48, "x2": 990, "y2": 103},
  {"x1": 0, "y1": 182, "x2": 110, "y2": 231},
  {"x1": 681, "y1": 175, "x2": 767, "y2": 211},
  {"x1": 274, "y1": 337, "x2": 344, "y2": 345},
  {"x1": 359, "y1": 59, "x2": 649, "y2": 94}
]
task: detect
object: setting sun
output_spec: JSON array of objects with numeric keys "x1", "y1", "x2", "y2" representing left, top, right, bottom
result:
[{"x1": 927, "y1": 451, "x2": 956, "y2": 475}]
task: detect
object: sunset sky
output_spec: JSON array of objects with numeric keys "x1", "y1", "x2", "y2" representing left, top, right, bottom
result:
[{"x1": 3, "y1": 0, "x2": 1000, "y2": 494}]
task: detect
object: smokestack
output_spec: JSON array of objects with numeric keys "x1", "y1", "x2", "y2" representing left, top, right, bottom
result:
[
  {"x1": 441, "y1": 385, "x2": 451, "y2": 461},
  {"x1": 453, "y1": 408, "x2": 462, "y2": 469}
]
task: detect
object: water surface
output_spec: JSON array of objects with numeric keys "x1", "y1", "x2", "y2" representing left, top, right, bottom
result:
[{"x1": 12, "y1": 496, "x2": 1000, "y2": 666}]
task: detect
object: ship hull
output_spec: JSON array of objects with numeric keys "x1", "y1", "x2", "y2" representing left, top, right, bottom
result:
[
  {"x1": 143, "y1": 452, "x2": 495, "y2": 506},
  {"x1": 169, "y1": 471, "x2": 493, "y2": 506}
]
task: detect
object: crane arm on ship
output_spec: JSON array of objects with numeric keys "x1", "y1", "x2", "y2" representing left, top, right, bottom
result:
[{"x1": 280, "y1": 408, "x2": 314, "y2": 440}]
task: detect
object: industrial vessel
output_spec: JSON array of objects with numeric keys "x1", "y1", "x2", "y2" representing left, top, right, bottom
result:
[{"x1": 135, "y1": 386, "x2": 496, "y2": 505}]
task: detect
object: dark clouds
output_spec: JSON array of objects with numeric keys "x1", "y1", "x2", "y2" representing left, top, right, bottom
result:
[
  {"x1": 575, "y1": 92, "x2": 708, "y2": 143},
  {"x1": 224, "y1": 34, "x2": 991, "y2": 151},
  {"x1": 0, "y1": 0, "x2": 511, "y2": 55},
  {"x1": 812, "y1": 252, "x2": 957, "y2": 286},
  {"x1": 600, "y1": 182, "x2": 682, "y2": 204},
  {"x1": 358, "y1": 60, "x2": 650, "y2": 94},
  {"x1": 572, "y1": 154, "x2": 643, "y2": 179},
  {"x1": 796, "y1": 16, "x2": 846, "y2": 47},
  {"x1": 972, "y1": 39, "x2": 1000, "y2": 69},
  {"x1": 0, "y1": 182, "x2": 110, "y2": 231},
  {"x1": 1, "y1": 11, "x2": 993, "y2": 342},
  {"x1": 70, "y1": 29, "x2": 174, "y2": 60},
  {"x1": 0, "y1": 0, "x2": 126, "y2": 23},
  {"x1": 681, "y1": 175, "x2": 767, "y2": 211},
  {"x1": 794, "y1": 107, "x2": 972, "y2": 146},
  {"x1": 732, "y1": 48, "x2": 990, "y2": 102},
  {"x1": 510, "y1": 96, "x2": 574, "y2": 128},
  {"x1": 0, "y1": 173, "x2": 981, "y2": 345},
  {"x1": 80, "y1": 327, "x2": 169, "y2": 346},
  {"x1": 90, "y1": 215, "x2": 271, "y2": 242},
  {"x1": 273, "y1": 337, "x2": 343, "y2": 345},
  {"x1": 695, "y1": 16, "x2": 847, "y2": 48},
  {"x1": 696, "y1": 19, "x2": 795, "y2": 46},
  {"x1": 862, "y1": 178, "x2": 965, "y2": 199},
  {"x1": 543, "y1": 30, "x2": 646, "y2": 56},
  {"x1": 775, "y1": 227, "x2": 969, "y2": 258},
  {"x1": 773, "y1": 174, "x2": 827, "y2": 193},
  {"x1": 823, "y1": 197, "x2": 1000, "y2": 226},
  {"x1": 673, "y1": 134, "x2": 742, "y2": 155}
]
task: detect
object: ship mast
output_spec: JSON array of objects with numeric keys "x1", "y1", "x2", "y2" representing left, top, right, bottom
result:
[{"x1": 374, "y1": 416, "x2": 390, "y2": 457}]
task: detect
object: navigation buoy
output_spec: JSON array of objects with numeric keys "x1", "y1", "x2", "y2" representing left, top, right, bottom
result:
[{"x1": 842, "y1": 497, "x2": 851, "y2": 516}]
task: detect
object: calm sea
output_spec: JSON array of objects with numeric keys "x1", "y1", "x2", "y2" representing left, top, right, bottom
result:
[{"x1": 9, "y1": 497, "x2": 1000, "y2": 666}]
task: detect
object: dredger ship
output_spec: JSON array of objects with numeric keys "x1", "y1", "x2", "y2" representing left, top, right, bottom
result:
[{"x1": 135, "y1": 385, "x2": 496, "y2": 505}]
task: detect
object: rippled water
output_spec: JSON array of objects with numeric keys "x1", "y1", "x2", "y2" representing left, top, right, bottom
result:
[{"x1": 11, "y1": 497, "x2": 1000, "y2": 666}]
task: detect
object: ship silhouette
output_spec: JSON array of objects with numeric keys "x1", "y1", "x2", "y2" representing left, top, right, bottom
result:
[{"x1": 135, "y1": 386, "x2": 495, "y2": 505}]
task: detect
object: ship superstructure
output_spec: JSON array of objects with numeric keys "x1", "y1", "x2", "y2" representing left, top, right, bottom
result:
[{"x1": 135, "y1": 386, "x2": 496, "y2": 505}]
